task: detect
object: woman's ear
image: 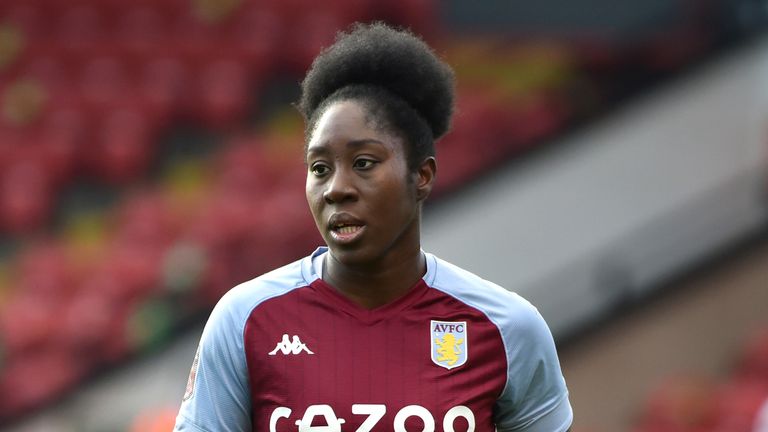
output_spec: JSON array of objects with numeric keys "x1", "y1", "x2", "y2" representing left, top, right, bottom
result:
[{"x1": 414, "y1": 157, "x2": 437, "y2": 201}]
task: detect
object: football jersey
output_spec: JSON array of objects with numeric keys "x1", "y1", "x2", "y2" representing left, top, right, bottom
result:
[{"x1": 174, "y1": 247, "x2": 572, "y2": 432}]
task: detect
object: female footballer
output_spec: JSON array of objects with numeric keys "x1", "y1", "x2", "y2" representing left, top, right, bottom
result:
[{"x1": 174, "y1": 22, "x2": 573, "y2": 432}]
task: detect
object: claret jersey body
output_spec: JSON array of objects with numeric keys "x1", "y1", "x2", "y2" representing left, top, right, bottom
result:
[{"x1": 174, "y1": 247, "x2": 572, "y2": 432}]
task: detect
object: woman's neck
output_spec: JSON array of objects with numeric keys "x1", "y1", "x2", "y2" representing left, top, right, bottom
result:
[{"x1": 323, "y1": 248, "x2": 426, "y2": 310}]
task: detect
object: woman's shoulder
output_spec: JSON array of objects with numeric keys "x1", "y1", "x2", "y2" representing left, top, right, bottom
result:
[
  {"x1": 425, "y1": 253, "x2": 544, "y2": 332},
  {"x1": 208, "y1": 252, "x2": 318, "y2": 326}
]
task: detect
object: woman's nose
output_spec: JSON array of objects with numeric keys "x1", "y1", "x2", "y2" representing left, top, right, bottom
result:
[{"x1": 323, "y1": 168, "x2": 358, "y2": 204}]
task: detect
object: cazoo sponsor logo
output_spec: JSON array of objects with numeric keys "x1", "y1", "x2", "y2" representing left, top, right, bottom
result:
[{"x1": 269, "y1": 403, "x2": 476, "y2": 431}]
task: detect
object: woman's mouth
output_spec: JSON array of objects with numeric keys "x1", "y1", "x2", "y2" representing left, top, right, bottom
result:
[{"x1": 330, "y1": 224, "x2": 365, "y2": 244}]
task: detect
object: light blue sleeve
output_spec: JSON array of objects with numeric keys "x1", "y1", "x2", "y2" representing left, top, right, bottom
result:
[
  {"x1": 173, "y1": 288, "x2": 253, "y2": 432},
  {"x1": 173, "y1": 256, "x2": 312, "y2": 432},
  {"x1": 493, "y1": 303, "x2": 573, "y2": 432},
  {"x1": 424, "y1": 254, "x2": 572, "y2": 432}
]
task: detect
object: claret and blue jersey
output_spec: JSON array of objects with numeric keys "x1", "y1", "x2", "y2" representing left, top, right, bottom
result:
[{"x1": 175, "y1": 247, "x2": 573, "y2": 432}]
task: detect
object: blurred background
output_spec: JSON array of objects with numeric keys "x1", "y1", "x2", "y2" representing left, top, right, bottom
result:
[{"x1": 0, "y1": 0, "x2": 767, "y2": 431}]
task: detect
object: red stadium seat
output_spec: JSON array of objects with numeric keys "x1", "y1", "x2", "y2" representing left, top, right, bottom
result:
[
  {"x1": 114, "y1": 6, "x2": 169, "y2": 66},
  {"x1": 0, "y1": 140, "x2": 13, "y2": 177},
  {"x1": 431, "y1": 91, "x2": 506, "y2": 195},
  {"x1": 432, "y1": 132, "x2": 486, "y2": 197},
  {"x1": 637, "y1": 375, "x2": 717, "y2": 432},
  {"x1": 106, "y1": 240, "x2": 165, "y2": 299},
  {"x1": 133, "y1": 0, "x2": 186, "y2": 19},
  {"x1": 225, "y1": 5, "x2": 282, "y2": 72},
  {"x1": 77, "y1": 267, "x2": 133, "y2": 306},
  {"x1": 194, "y1": 188, "x2": 260, "y2": 247},
  {"x1": 20, "y1": 55, "x2": 73, "y2": 88},
  {"x1": 505, "y1": 93, "x2": 569, "y2": 148},
  {"x1": 737, "y1": 327, "x2": 768, "y2": 384},
  {"x1": 213, "y1": 138, "x2": 277, "y2": 195},
  {"x1": 167, "y1": 12, "x2": 221, "y2": 68},
  {"x1": 281, "y1": 11, "x2": 343, "y2": 73},
  {"x1": 78, "y1": 56, "x2": 130, "y2": 113},
  {"x1": 36, "y1": 108, "x2": 85, "y2": 184},
  {"x1": 16, "y1": 244, "x2": 75, "y2": 299},
  {"x1": 0, "y1": 292, "x2": 61, "y2": 355},
  {"x1": 710, "y1": 379, "x2": 768, "y2": 432},
  {"x1": 113, "y1": 191, "x2": 179, "y2": 248},
  {"x1": 253, "y1": 189, "x2": 319, "y2": 254},
  {"x1": 139, "y1": 57, "x2": 190, "y2": 125},
  {"x1": 1, "y1": 4, "x2": 50, "y2": 42},
  {"x1": 193, "y1": 59, "x2": 252, "y2": 130},
  {"x1": 58, "y1": 289, "x2": 116, "y2": 362},
  {"x1": 0, "y1": 347, "x2": 82, "y2": 418},
  {"x1": 19, "y1": 56, "x2": 82, "y2": 114},
  {"x1": 54, "y1": 5, "x2": 107, "y2": 63},
  {"x1": 0, "y1": 156, "x2": 52, "y2": 234},
  {"x1": 86, "y1": 109, "x2": 154, "y2": 185}
]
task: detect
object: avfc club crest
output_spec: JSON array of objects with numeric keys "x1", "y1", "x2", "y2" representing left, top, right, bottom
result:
[{"x1": 431, "y1": 320, "x2": 468, "y2": 369}]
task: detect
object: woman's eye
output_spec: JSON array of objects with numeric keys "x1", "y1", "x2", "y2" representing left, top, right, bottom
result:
[
  {"x1": 353, "y1": 159, "x2": 376, "y2": 169},
  {"x1": 310, "y1": 163, "x2": 330, "y2": 176}
]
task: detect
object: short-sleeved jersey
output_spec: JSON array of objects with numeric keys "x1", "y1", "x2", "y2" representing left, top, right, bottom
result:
[{"x1": 174, "y1": 247, "x2": 572, "y2": 432}]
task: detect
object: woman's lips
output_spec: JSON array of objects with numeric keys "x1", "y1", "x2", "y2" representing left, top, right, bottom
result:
[{"x1": 330, "y1": 224, "x2": 365, "y2": 244}]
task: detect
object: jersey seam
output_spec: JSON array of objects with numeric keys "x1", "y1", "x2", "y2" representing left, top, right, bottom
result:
[
  {"x1": 241, "y1": 282, "x2": 313, "y2": 402},
  {"x1": 239, "y1": 282, "x2": 312, "y2": 337},
  {"x1": 498, "y1": 390, "x2": 572, "y2": 432},
  {"x1": 426, "y1": 279, "x2": 511, "y2": 402},
  {"x1": 178, "y1": 413, "x2": 211, "y2": 432},
  {"x1": 239, "y1": 281, "x2": 312, "y2": 342}
]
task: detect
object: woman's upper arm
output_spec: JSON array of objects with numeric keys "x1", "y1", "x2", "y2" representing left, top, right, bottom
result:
[
  {"x1": 494, "y1": 302, "x2": 573, "y2": 432},
  {"x1": 174, "y1": 292, "x2": 253, "y2": 432}
]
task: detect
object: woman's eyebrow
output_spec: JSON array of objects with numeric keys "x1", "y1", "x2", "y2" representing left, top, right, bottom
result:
[
  {"x1": 305, "y1": 146, "x2": 329, "y2": 158},
  {"x1": 307, "y1": 138, "x2": 386, "y2": 157},
  {"x1": 346, "y1": 138, "x2": 385, "y2": 149}
]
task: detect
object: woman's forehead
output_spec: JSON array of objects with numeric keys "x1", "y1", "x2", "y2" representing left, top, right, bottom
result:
[
  {"x1": 307, "y1": 101, "x2": 402, "y2": 154},
  {"x1": 312, "y1": 101, "x2": 369, "y2": 139}
]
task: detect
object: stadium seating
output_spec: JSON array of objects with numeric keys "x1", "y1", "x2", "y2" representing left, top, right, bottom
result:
[
  {"x1": 632, "y1": 326, "x2": 768, "y2": 432},
  {"x1": 0, "y1": 0, "x2": 731, "y2": 425}
]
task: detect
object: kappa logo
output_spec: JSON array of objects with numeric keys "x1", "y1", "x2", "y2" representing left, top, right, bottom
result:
[
  {"x1": 268, "y1": 334, "x2": 314, "y2": 355},
  {"x1": 431, "y1": 320, "x2": 467, "y2": 369}
]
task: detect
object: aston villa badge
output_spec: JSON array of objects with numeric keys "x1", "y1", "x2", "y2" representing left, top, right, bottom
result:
[{"x1": 431, "y1": 320, "x2": 467, "y2": 369}]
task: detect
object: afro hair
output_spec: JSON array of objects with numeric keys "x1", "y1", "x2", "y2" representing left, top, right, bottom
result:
[{"x1": 299, "y1": 22, "x2": 455, "y2": 167}]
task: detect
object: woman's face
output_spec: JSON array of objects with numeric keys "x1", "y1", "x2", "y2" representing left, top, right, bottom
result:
[{"x1": 305, "y1": 100, "x2": 434, "y2": 268}]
